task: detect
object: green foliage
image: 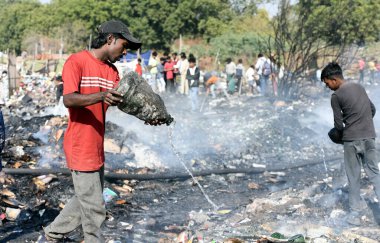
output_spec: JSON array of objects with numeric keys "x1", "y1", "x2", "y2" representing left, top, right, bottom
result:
[
  {"x1": 209, "y1": 32, "x2": 269, "y2": 60},
  {"x1": 0, "y1": 1, "x2": 41, "y2": 54},
  {"x1": 1, "y1": 0, "x2": 378, "y2": 61},
  {"x1": 298, "y1": 0, "x2": 380, "y2": 45},
  {"x1": 0, "y1": 0, "x2": 263, "y2": 54}
]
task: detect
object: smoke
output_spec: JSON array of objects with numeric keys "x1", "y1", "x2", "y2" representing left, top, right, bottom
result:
[
  {"x1": 106, "y1": 105, "x2": 209, "y2": 170},
  {"x1": 37, "y1": 84, "x2": 380, "y2": 171},
  {"x1": 301, "y1": 85, "x2": 380, "y2": 142},
  {"x1": 42, "y1": 97, "x2": 68, "y2": 117},
  {"x1": 299, "y1": 99, "x2": 333, "y2": 142},
  {"x1": 368, "y1": 88, "x2": 380, "y2": 133}
]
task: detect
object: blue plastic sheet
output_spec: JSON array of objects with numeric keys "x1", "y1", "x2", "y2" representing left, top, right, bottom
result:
[{"x1": 119, "y1": 50, "x2": 152, "y2": 66}]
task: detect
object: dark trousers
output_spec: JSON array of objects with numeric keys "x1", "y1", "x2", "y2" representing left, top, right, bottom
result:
[
  {"x1": 344, "y1": 139, "x2": 380, "y2": 211},
  {"x1": 166, "y1": 79, "x2": 175, "y2": 93},
  {"x1": 359, "y1": 70, "x2": 364, "y2": 84},
  {"x1": 56, "y1": 84, "x2": 63, "y2": 102}
]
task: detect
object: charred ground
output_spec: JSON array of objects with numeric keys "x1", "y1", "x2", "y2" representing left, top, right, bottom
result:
[{"x1": 1, "y1": 83, "x2": 380, "y2": 242}]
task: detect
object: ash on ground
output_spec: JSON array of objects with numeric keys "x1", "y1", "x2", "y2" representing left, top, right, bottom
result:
[{"x1": 1, "y1": 82, "x2": 380, "y2": 243}]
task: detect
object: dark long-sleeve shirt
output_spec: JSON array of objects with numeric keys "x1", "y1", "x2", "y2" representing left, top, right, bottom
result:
[{"x1": 331, "y1": 82, "x2": 376, "y2": 141}]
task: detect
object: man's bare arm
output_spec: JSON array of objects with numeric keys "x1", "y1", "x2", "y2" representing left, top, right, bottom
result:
[{"x1": 63, "y1": 90, "x2": 123, "y2": 108}]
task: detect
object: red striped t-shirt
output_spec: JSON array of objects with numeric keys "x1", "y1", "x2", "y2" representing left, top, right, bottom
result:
[{"x1": 62, "y1": 50, "x2": 120, "y2": 171}]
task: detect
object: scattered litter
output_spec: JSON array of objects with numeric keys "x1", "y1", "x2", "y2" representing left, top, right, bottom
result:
[
  {"x1": 248, "y1": 182, "x2": 260, "y2": 189},
  {"x1": 103, "y1": 188, "x2": 118, "y2": 203},
  {"x1": 216, "y1": 209, "x2": 231, "y2": 215},
  {"x1": 119, "y1": 221, "x2": 133, "y2": 230},
  {"x1": 5, "y1": 207, "x2": 21, "y2": 221}
]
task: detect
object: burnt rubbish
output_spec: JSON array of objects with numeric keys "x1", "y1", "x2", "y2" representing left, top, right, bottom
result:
[{"x1": 116, "y1": 72, "x2": 174, "y2": 125}]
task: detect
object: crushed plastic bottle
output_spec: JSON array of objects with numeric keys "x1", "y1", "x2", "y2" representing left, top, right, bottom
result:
[{"x1": 288, "y1": 234, "x2": 306, "y2": 243}]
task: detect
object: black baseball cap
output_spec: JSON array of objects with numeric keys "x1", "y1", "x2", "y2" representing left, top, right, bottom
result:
[{"x1": 98, "y1": 20, "x2": 142, "y2": 50}]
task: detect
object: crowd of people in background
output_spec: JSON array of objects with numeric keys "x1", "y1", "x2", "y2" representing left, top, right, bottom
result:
[
  {"x1": 141, "y1": 50, "x2": 380, "y2": 111},
  {"x1": 142, "y1": 51, "x2": 287, "y2": 112},
  {"x1": 1, "y1": 50, "x2": 378, "y2": 113},
  {"x1": 357, "y1": 57, "x2": 380, "y2": 85}
]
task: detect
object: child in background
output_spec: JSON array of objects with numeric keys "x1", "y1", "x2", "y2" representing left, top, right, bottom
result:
[
  {"x1": 245, "y1": 65, "x2": 257, "y2": 95},
  {"x1": 186, "y1": 56, "x2": 200, "y2": 111},
  {"x1": 135, "y1": 58, "x2": 143, "y2": 76},
  {"x1": 156, "y1": 57, "x2": 166, "y2": 93}
]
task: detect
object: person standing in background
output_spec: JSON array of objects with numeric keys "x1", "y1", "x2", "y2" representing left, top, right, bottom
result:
[
  {"x1": 375, "y1": 60, "x2": 380, "y2": 81},
  {"x1": 54, "y1": 74, "x2": 64, "y2": 103},
  {"x1": 178, "y1": 52, "x2": 189, "y2": 95},
  {"x1": 358, "y1": 57, "x2": 365, "y2": 84},
  {"x1": 164, "y1": 56, "x2": 175, "y2": 93},
  {"x1": 225, "y1": 58, "x2": 236, "y2": 94},
  {"x1": 162, "y1": 51, "x2": 169, "y2": 85},
  {"x1": 187, "y1": 56, "x2": 200, "y2": 111},
  {"x1": 148, "y1": 51, "x2": 158, "y2": 91},
  {"x1": 235, "y1": 59, "x2": 244, "y2": 94},
  {"x1": 368, "y1": 58, "x2": 376, "y2": 85},
  {"x1": 135, "y1": 58, "x2": 143, "y2": 76},
  {"x1": 255, "y1": 53, "x2": 271, "y2": 96},
  {"x1": 172, "y1": 52, "x2": 179, "y2": 84},
  {"x1": 0, "y1": 71, "x2": 9, "y2": 105},
  {"x1": 245, "y1": 64, "x2": 257, "y2": 95},
  {"x1": 156, "y1": 57, "x2": 166, "y2": 93}
]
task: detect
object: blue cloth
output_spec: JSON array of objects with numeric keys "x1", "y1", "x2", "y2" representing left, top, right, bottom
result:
[
  {"x1": 120, "y1": 50, "x2": 152, "y2": 66},
  {"x1": 0, "y1": 110, "x2": 4, "y2": 171}
]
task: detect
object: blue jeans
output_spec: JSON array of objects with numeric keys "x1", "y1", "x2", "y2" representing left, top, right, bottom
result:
[
  {"x1": 189, "y1": 87, "x2": 199, "y2": 111},
  {"x1": 260, "y1": 75, "x2": 269, "y2": 95}
]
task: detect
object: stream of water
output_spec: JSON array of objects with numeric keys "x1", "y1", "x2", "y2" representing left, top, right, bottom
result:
[
  {"x1": 321, "y1": 146, "x2": 328, "y2": 175},
  {"x1": 167, "y1": 123, "x2": 219, "y2": 210}
]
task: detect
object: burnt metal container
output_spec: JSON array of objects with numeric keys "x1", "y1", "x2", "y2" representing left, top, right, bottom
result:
[{"x1": 116, "y1": 72, "x2": 174, "y2": 125}]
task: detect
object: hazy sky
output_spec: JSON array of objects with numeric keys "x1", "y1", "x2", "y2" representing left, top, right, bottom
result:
[{"x1": 258, "y1": 2, "x2": 279, "y2": 17}]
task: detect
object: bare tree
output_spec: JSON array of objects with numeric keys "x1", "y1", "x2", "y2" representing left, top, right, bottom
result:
[{"x1": 271, "y1": 0, "x2": 358, "y2": 98}]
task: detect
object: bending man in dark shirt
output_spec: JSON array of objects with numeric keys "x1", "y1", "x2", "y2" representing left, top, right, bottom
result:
[{"x1": 322, "y1": 62, "x2": 380, "y2": 224}]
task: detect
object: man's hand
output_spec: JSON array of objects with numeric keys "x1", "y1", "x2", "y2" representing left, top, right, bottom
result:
[{"x1": 103, "y1": 90, "x2": 123, "y2": 106}]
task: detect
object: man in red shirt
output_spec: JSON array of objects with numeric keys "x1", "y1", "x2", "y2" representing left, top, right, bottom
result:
[{"x1": 38, "y1": 20, "x2": 162, "y2": 243}]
